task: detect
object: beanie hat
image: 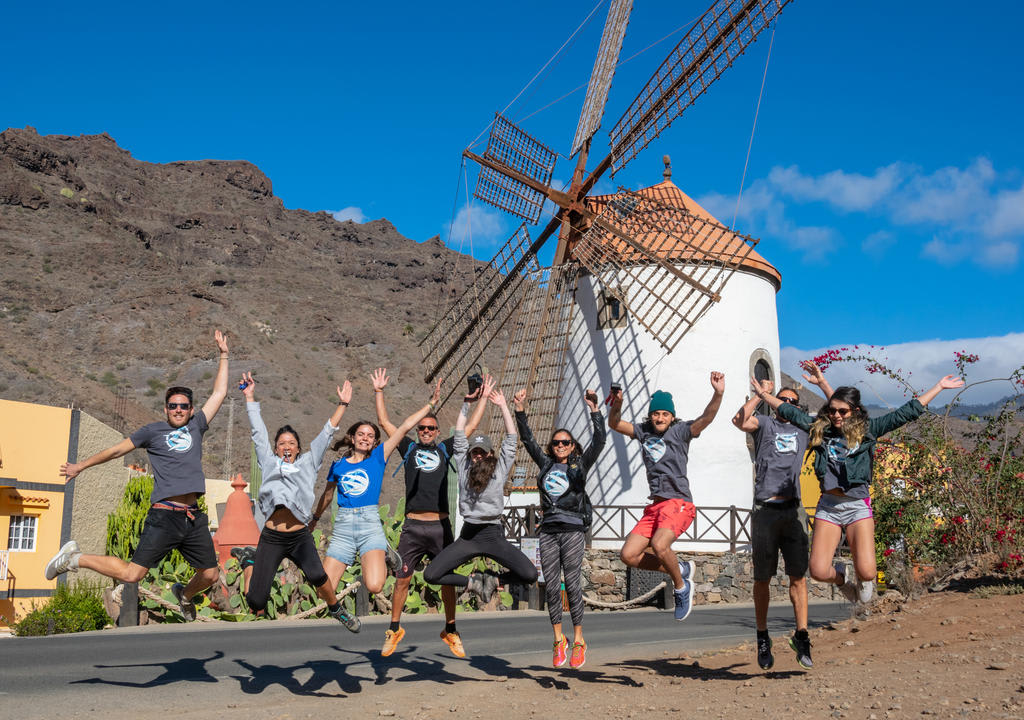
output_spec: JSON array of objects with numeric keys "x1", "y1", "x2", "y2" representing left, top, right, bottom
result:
[{"x1": 648, "y1": 390, "x2": 675, "y2": 416}]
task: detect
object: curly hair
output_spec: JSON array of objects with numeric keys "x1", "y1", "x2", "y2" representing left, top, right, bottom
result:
[{"x1": 808, "y1": 386, "x2": 869, "y2": 450}]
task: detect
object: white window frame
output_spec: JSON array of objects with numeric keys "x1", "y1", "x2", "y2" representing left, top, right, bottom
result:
[{"x1": 8, "y1": 515, "x2": 38, "y2": 552}]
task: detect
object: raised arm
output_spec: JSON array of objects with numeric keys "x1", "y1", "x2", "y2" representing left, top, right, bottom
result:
[
  {"x1": 492, "y1": 388, "x2": 516, "y2": 437},
  {"x1": 800, "y1": 360, "x2": 835, "y2": 400},
  {"x1": 60, "y1": 437, "x2": 136, "y2": 480},
  {"x1": 917, "y1": 375, "x2": 965, "y2": 408},
  {"x1": 202, "y1": 329, "x2": 230, "y2": 421},
  {"x1": 580, "y1": 389, "x2": 607, "y2": 470},
  {"x1": 607, "y1": 386, "x2": 635, "y2": 438},
  {"x1": 869, "y1": 375, "x2": 965, "y2": 438},
  {"x1": 732, "y1": 376, "x2": 768, "y2": 433},
  {"x1": 513, "y1": 389, "x2": 547, "y2": 467},
  {"x1": 309, "y1": 381, "x2": 352, "y2": 467},
  {"x1": 240, "y1": 372, "x2": 274, "y2": 469},
  {"x1": 372, "y1": 368, "x2": 399, "y2": 437},
  {"x1": 690, "y1": 371, "x2": 725, "y2": 437},
  {"x1": 384, "y1": 394, "x2": 436, "y2": 457},
  {"x1": 464, "y1": 374, "x2": 493, "y2": 438}
]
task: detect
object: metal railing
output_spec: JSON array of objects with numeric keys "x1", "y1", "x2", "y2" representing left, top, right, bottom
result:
[{"x1": 503, "y1": 504, "x2": 754, "y2": 551}]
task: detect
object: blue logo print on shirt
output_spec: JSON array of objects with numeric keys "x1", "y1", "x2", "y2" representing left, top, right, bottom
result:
[
  {"x1": 414, "y1": 449, "x2": 441, "y2": 473},
  {"x1": 643, "y1": 436, "x2": 667, "y2": 463},
  {"x1": 339, "y1": 469, "x2": 371, "y2": 497},
  {"x1": 774, "y1": 432, "x2": 798, "y2": 454},
  {"x1": 165, "y1": 427, "x2": 193, "y2": 453},
  {"x1": 543, "y1": 469, "x2": 569, "y2": 499},
  {"x1": 825, "y1": 437, "x2": 849, "y2": 461},
  {"x1": 280, "y1": 462, "x2": 300, "y2": 474}
]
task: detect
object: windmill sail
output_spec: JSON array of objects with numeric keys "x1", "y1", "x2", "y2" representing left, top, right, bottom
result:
[
  {"x1": 569, "y1": 188, "x2": 760, "y2": 353},
  {"x1": 419, "y1": 223, "x2": 541, "y2": 402},
  {"x1": 570, "y1": 0, "x2": 634, "y2": 158},
  {"x1": 609, "y1": 0, "x2": 792, "y2": 175},
  {"x1": 474, "y1": 114, "x2": 558, "y2": 224}
]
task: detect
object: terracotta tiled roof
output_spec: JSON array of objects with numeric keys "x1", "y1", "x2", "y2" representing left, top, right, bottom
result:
[{"x1": 576, "y1": 180, "x2": 782, "y2": 289}]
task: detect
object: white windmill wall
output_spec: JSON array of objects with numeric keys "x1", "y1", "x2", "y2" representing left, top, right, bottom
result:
[{"x1": 549, "y1": 266, "x2": 781, "y2": 551}]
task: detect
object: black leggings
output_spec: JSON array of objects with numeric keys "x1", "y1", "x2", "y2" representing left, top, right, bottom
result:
[
  {"x1": 246, "y1": 526, "x2": 329, "y2": 612},
  {"x1": 423, "y1": 522, "x2": 539, "y2": 587},
  {"x1": 539, "y1": 530, "x2": 586, "y2": 627}
]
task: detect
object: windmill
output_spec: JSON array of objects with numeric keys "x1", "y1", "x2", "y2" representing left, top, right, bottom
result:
[{"x1": 420, "y1": 0, "x2": 792, "y2": 507}]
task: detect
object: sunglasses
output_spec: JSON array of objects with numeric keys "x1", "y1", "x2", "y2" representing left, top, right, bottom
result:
[
  {"x1": 779, "y1": 397, "x2": 799, "y2": 405},
  {"x1": 166, "y1": 403, "x2": 192, "y2": 410},
  {"x1": 827, "y1": 406, "x2": 852, "y2": 417},
  {"x1": 551, "y1": 439, "x2": 574, "y2": 447},
  {"x1": 417, "y1": 424, "x2": 439, "y2": 432}
]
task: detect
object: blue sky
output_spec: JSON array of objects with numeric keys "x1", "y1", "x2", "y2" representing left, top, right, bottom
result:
[{"x1": 3, "y1": 1, "x2": 1021, "y2": 401}]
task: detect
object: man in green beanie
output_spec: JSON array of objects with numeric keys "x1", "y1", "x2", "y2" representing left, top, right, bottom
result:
[{"x1": 608, "y1": 371, "x2": 725, "y2": 621}]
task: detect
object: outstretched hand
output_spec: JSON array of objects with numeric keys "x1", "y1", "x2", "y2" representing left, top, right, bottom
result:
[
  {"x1": 60, "y1": 461, "x2": 82, "y2": 480},
  {"x1": 240, "y1": 371, "x2": 256, "y2": 400},
  {"x1": 371, "y1": 368, "x2": 389, "y2": 392},
  {"x1": 710, "y1": 371, "x2": 725, "y2": 394},
  {"x1": 431, "y1": 377, "x2": 442, "y2": 406},
  {"x1": 800, "y1": 360, "x2": 825, "y2": 387},
  {"x1": 489, "y1": 388, "x2": 507, "y2": 407},
  {"x1": 584, "y1": 389, "x2": 600, "y2": 412},
  {"x1": 749, "y1": 375, "x2": 772, "y2": 397},
  {"x1": 513, "y1": 388, "x2": 527, "y2": 411},
  {"x1": 337, "y1": 380, "x2": 353, "y2": 404},
  {"x1": 938, "y1": 375, "x2": 966, "y2": 390},
  {"x1": 214, "y1": 329, "x2": 229, "y2": 354}
]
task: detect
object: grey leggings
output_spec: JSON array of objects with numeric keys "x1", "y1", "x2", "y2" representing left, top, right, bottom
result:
[{"x1": 539, "y1": 530, "x2": 586, "y2": 627}]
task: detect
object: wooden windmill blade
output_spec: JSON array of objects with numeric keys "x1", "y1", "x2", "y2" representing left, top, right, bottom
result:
[
  {"x1": 418, "y1": 222, "x2": 542, "y2": 403},
  {"x1": 569, "y1": 188, "x2": 761, "y2": 353},
  {"x1": 570, "y1": 0, "x2": 634, "y2": 158},
  {"x1": 473, "y1": 114, "x2": 558, "y2": 225},
  {"x1": 608, "y1": 0, "x2": 793, "y2": 175}
]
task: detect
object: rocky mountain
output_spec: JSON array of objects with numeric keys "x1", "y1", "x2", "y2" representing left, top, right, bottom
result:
[{"x1": 0, "y1": 126, "x2": 503, "y2": 497}]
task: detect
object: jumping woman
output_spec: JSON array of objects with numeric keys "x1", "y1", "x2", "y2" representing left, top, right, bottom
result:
[
  {"x1": 514, "y1": 387, "x2": 605, "y2": 669},
  {"x1": 422, "y1": 386, "x2": 539, "y2": 639},
  {"x1": 759, "y1": 373, "x2": 964, "y2": 605},
  {"x1": 235, "y1": 371, "x2": 358, "y2": 628},
  {"x1": 310, "y1": 385, "x2": 437, "y2": 630}
]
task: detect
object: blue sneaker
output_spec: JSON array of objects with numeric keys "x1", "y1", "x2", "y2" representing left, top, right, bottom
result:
[
  {"x1": 678, "y1": 559, "x2": 694, "y2": 582},
  {"x1": 673, "y1": 579, "x2": 694, "y2": 621}
]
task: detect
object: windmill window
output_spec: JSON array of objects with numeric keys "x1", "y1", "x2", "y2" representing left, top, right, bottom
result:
[
  {"x1": 8, "y1": 515, "x2": 37, "y2": 551},
  {"x1": 753, "y1": 358, "x2": 771, "y2": 416},
  {"x1": 598, "y1": 292, "x2": 628, "y2": 330}
]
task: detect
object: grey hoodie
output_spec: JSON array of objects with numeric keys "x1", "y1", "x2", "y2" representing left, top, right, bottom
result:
[
  {"x1": 246, "y1": 402, "x2": 338, "y2": 525},
  {"x1": 454, "y1": 427, "x2": 518, "y2": 524}
]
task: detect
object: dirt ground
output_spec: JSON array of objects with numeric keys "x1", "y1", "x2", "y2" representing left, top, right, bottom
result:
[{"x1": 335, "y1": 588, "x2": 1024, "y2": 720}]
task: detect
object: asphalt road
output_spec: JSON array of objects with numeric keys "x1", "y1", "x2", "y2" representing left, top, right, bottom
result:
[{"x1": 0, "y1": 600, "x2": 848, "y2": 716}]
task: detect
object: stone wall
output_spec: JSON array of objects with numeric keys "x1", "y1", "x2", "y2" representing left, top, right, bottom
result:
[{"x1": 582, "y1": 549, "x2": 841, "y2": 606}]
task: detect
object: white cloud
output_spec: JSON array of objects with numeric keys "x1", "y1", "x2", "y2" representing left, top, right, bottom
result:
[
  {"x1": 331, "y1": 206, "x2": 367, "y2": 223},
  {"x1": 978, "y1": 240, "x2": 1020, "y2": 268},
  {"x1": 769, "y1": 163, "x2": 904, "y2": 211},
  {"x1": 446, "y1": 202, "x2": 507, "y2": 252},
  {"x1": 862, "y1": 230, "x2": 894, "y2": 254},
  {"x1": 985, "y1": 183, "x2": 1024, "y2": 236},
  {"x1": 895, "y1": 158, "x2": 996, "y2": 227},
  {"x1": 781, "y1": 333, "x2": 1024, "y2": 406}
]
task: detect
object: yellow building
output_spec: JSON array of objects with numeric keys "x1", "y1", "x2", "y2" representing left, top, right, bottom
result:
[{"x1": 0, "y1": 399, "x2": 129, "y2": 627}]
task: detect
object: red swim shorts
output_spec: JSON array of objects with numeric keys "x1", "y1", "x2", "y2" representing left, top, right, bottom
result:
[{"x1": 630, "y1": 497, "x2": 696, "y2": 539}]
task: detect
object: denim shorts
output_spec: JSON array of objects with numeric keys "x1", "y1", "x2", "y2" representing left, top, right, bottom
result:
[
  {"x1": 326, "y1": 505, "x2": 387, "y2": 565},
  {"x1": 814, "y1": 493, "x2": 872, "y2": 528},
  {"x1": 751, "y1": 501, "x2": 809, "y2": 581}
]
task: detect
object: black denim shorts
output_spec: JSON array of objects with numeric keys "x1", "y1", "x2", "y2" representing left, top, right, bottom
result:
[{"x1": 131, "y1": 507, "x2": 218, "y2": 570}]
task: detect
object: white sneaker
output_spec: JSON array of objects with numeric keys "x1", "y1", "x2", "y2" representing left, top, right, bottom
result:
[
  {"x1": 857, "y1": 577, "x2": 874, "y2": 604},
  {"x1": 44, "y1": 540, "x2": 81, "y2": 580},
  {"x1": 834, "y1": 561, "x2": 858, "y2": 603}
]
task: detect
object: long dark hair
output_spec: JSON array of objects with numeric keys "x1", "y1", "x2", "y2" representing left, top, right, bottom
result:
[
  {"x1": 274, "y1": 425, "x2": 302, "y2": 453},
  {"x1": 545, "y1": 427, "x2": 581, "y2": 459},
  {"x1": 468, "y1": 452, "x2": 497, "y2": 494},
  {"x1": 332, "y1": 420, "x2": 381, "y2": 457},
  {"x1": 809, "y1": 386, "x2": 869, "y2": 450}
]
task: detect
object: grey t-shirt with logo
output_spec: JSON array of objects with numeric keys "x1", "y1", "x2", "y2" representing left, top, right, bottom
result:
[
  {"x1": 751, "y1": 414, "x2": 807, "y2": 502},
  {"x1": 632, "y1": 419, "x2": 695, "y2": 502},
  {"x1": 129, "y1": 410, "x2": 209, "y2": 503},
  {"x1": 822, "y1": 431, "x2": 869, "y2": 499}
]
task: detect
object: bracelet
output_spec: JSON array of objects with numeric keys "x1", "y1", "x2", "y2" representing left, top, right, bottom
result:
[
  {"x1": 339, "y1": 401, "x2": 349, "y2": 406},
  {"x1": 374, "y1": 389, "x2": 383, "y2": 393}
]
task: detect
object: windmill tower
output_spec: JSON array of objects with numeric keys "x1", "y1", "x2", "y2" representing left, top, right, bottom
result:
[{"x1": 419, "y1": 0, "x2": 792, "y2": 548}]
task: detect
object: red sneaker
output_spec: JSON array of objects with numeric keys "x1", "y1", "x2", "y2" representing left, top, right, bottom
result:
[
  {"x1": 552, "y1": 635, "x2": 569, "y2": 667},
  {"x1": 570, "y1": 641, "x2": 587, "y2": 669}
]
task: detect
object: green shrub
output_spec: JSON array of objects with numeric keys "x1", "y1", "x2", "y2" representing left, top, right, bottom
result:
[{"x1": 13, "y1": 581, "x2": 111, "y2": 636}]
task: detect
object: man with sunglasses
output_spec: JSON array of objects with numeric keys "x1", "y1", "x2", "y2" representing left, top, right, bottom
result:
[
  {"x1": 45, "y1": 330, "x2": 231, "y2": 621},
  {"x1": 371, "y1": 368, "x2": 489, "y2": 658},
  {"x1": 734, "y1": 361, "x2": 833, "y2": 670}
]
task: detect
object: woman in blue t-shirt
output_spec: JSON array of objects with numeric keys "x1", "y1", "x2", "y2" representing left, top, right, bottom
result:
[{"x1": 311, "y1": 392, "x2": 436, "y2": 627}]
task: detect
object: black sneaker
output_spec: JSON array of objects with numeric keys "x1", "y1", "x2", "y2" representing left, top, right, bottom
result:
[
  {"x1": 789, "y1": 631, "x2": 813, "y2": 669},
  {"x1": 230, "y1": 545, "x2": 256, "y2": 568},
  {"x1": 757, "y1": 634, "x2": 774, "y2": 670},
  {"x1": 330, "y1": 604, "x2": 361, "y2": 633},
  {"x1": 171, "y1": 582, "x2": 197, "y2": 622}
]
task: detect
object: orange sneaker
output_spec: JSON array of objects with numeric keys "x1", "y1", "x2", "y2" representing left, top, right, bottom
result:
[
  {"x1": 552, "y1": 635, "x2": 569, "y2": 667},
  {"x1": 381, "y1": 627, "x2": 405, "y2": 657},
  {"x1": 569, "y1": 641, "x2": 587, "y2": 669},
  {"x1": 440, "y1": 630, "x2": 467, "y2": 658}
]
